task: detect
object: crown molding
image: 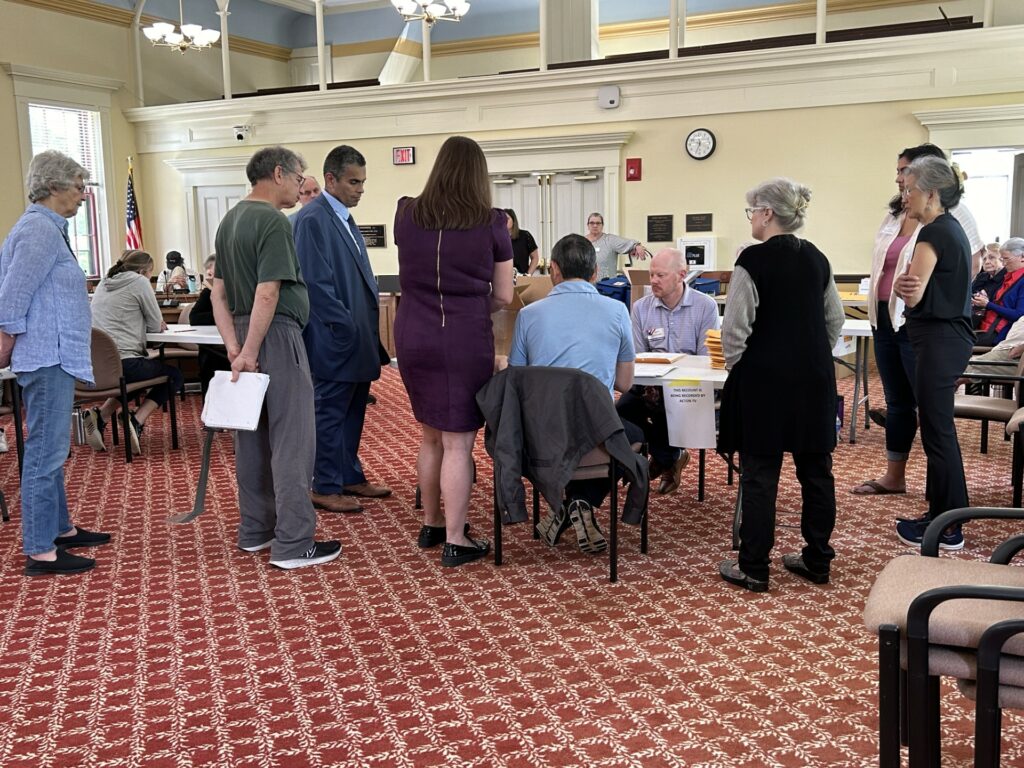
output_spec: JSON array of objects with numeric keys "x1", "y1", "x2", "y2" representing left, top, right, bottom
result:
[
  {"x1": 163, "y1": 156, "x2": 252, "y2": 173},
  {"x1": 1, "y1": 62, "x2": 124, "y2": 94},
  {"x1": 478, "y1": 132, "x2": 634, "y2": 156},
  {"x1": 915, "y1": 104, "x2": 1024, "y2": 148},
  {"x1": 6, "y1": 0, "x2": 292, "y2": 62}
]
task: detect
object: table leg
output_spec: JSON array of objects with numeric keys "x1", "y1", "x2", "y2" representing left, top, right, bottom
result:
[
  {"x1": 698, "y1": 449, "x2": 706, "y2": 502},
  {"x1": 849, "y1": 337, "x2": 864, "y2": 444},
  {"x1": 168, "y1": 428, "x2": 217, "y2": 524}
]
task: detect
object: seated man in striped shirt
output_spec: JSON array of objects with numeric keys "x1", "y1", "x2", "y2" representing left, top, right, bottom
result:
[{"x1": 617, "y1": 247, "x2": 719, "y2": 494}]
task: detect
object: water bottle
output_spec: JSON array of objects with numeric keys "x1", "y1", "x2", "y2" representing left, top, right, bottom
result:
[
  {"x1": 836, "y1": 414, "x2": 842, "y2": 442},
  {"x1": 187, "y1": 274, "x2": 197, "y2": 293}
]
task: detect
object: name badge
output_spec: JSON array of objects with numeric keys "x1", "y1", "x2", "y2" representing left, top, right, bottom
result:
[{"x1": 647, "y1": 327, "x2": 666, "y2": 344}]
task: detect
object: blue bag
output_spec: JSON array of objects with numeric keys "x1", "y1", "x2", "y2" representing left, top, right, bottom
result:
[{"x1": 596, "y1": 276, "x2": 631, "y2": 308}]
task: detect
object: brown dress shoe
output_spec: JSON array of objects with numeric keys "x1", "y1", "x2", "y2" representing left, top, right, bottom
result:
[
  {"x1": 343, "y1": 482, "x2": 392, "y2": 498},
  {"x1": 310, "y1": 492, "x2": 364, "y2": 513},
  {"x1": 657, "y1": 449, "x2": 690, "y2": 495}
]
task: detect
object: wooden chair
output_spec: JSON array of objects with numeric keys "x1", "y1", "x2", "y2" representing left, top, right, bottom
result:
[
  {"x1": 73, "y1": 328, "x2": 179, "y2": 463},
  {"x1": 863, "y1": 507, "x2": 1024, "y2": 767}
]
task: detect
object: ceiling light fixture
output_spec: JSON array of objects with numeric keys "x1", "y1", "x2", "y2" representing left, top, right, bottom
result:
[
  {"x1": 391, "y1": 0, "x2": 471, "y2": 26},
  {"x1": 143, "y1": 0, "x2": 221, "y2": 53}
]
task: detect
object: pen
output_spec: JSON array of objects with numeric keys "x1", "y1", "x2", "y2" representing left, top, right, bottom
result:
[{"x1": 175, "y1": 328, "x2": 197, "y2": 333}]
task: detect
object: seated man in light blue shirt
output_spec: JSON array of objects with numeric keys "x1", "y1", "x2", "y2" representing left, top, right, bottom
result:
[
  {"x1": 618, "y1": 247, "x2": 719, "y2": 495},
  {"x1": 508, "y1": 233, "x2": 641, "y2": 555}
]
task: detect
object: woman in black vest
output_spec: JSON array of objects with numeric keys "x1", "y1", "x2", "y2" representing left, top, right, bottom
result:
[
  {"x1": 892, "y1": 156, "x2": 973, "y2": 551},
  {"x1": 718, "y1": 178, "x2": 844, "y2": 592}
]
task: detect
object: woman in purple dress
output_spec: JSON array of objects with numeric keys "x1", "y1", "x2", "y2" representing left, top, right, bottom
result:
[{"x1": 395, "y1": 136, "x2": 515, "y2": 567}]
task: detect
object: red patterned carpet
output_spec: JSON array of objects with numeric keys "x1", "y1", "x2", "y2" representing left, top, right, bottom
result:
[{"x1": 0, "y1": 368, "x2": 1021, "y2": 767}]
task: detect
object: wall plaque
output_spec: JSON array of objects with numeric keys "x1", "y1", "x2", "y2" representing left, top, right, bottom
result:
[
  {"x1": 685, "y1": 213, "x2": 713, "y2": 232},
  {"x1": 646, "y1": 214, "x2": 674, "y2": 243},
  {"x1": 358, "y1": 225, "x2": 387, "y2": 248}
]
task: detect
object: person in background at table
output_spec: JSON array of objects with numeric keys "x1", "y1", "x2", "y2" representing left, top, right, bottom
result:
[
  {"x1": 211, "y1": 145, "x2": 340, "y2": 570},
  {"x1": 972, "y1": 239, "x2": 1024, "y2": 346},
  {"x1": 852, "y1": 142, "x2": 984, "y2": 496},
  {"x1": 394, "y1": 135, "x2": 514, "y2": 567},
  {"x1": 293, "y1": 144, "x2": 391, "y2": 514},
  {"x1": 84, "y1": 249, "x2": 182, "y2": 456},
  {"x1": 970, "y1": 243, "x2": 1004, "y2": 328},
  {"x1": 508, "y1": 234, "x2": 640, "y2": 555},
  {"x1": 584, "y1": 212, "x2": 648, "y2": 280},
  {"x1": 718, "y1": 178, "x2": 843, "y2": 593},
  {"x1": 298, "y1": 175, "x2": 321, "y2": 206},
  {"x1": 189, "y1": 254, "x2": 230, "y2": 395},
  {"x1": 156, "y1": 250, "x2": 197, "y2": 293},
  {"x1": 504, "y1": 208, "x2": 539, "y2": 275},
  {"x1": 0, "y1": 150, "x2": 110, "y2": 576},
  {"x1": 892, "y1": 155, "x2": 974, "y2": 551},
  {"x1": 616, "y1": 247, "x2": 718, "y2": 495}
]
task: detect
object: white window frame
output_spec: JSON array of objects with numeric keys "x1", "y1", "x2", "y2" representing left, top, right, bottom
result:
[{"x1": 3, "y1": 63, "x2": 123, "y2": 276}]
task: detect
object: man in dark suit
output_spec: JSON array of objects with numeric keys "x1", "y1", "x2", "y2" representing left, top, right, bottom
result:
[{"x1": 292, "y1": 145, "x2": 390, "y2": 514}]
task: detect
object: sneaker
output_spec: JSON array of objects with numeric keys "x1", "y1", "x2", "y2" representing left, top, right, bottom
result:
[
  {"x1": 895, "y1": 518, "x2": 965, "y2": 551},
  {"x1": 536, "y1": 505, "x2": 570, "y2": 547},
  {"x1": 0, "y1": 427, "x2": 7, "y2": 453},
  {"x1": 81, "y1": 408, "x2": 106, "y2": 451},
  {"x1": 239, "y1": 538, "x2": 275, "y2": 553},
  {"x1": 127, "y1": 413, "x2": 143, "y2": 456},
  {"x1": 566, "y1": 498, "x2": 607, "y2": 554},
  {"x1": 25, "y1": 549, "x2": 96, "y2": 576},
  {"x1": 270, "y1": 540, "x2": 341, "y2": 569}
]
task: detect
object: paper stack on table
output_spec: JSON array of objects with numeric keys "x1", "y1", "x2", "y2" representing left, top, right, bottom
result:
[
  {"x1": 636, "y1": 352, "x2": 685, "y2": 365},
  {"x1": 704, "y1": 329, "x2": 726, "y2": 369}
]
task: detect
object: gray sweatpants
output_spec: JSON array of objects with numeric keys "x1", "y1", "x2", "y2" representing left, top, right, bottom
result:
[{"x1": 232, "y1": 315, "x2": 317, "y2": 559}]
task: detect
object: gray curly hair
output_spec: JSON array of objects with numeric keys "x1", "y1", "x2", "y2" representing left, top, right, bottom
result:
[
  {"x1": 746, "y1": 177, "x2": 812, "y2": 233},
  {"x1": 26, "y1": 150, "x2": 89, "y2": 203}
]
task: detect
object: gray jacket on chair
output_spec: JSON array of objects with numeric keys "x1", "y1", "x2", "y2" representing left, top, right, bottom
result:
[{"x1": 476, "y1": 365, "x2": 649, "y2": 526}]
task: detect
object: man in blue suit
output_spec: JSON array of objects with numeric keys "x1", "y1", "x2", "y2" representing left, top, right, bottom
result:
[{"x1": 293, "y1": 145, "x2": 390, "y2": 514}]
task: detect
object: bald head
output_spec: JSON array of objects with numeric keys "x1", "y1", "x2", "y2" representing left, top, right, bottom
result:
[
  {"x1": 649, "y1": 248, "x2": 687, "y2": 307},
  {"x1": 298, "y1": 175, "x2": 321, "y2": 205}
]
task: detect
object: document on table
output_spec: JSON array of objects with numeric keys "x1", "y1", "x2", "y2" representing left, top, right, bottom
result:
[
  {"x1": 201, "y1": 371, "x2": 270, "y2": 431},
  {"x1": 634, "y1": 363, "x2": 677, "y2": 378},
  {"x1": 664, "y1": 379, "x2": 717, "y2": 449}
]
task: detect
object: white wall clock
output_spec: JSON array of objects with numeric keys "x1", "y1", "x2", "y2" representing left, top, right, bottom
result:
[{"x1": 685, "y1": 129, "x2": 716, "y2": 160}]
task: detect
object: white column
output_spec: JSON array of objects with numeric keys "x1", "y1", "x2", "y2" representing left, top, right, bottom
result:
[
  {"x1": 539, "y1": 0, "x2": 548, "y2": 71},
  {"x1": 216, "y1": 0, "x2": 232, "y2": 99},
  {"x1": 983, "y1": 0, "x2": 994, "y2": 27},
  {"x1": 132, "y1": 0, "x2": 147, "y2": 106},
  {"x1": 422, "y1": 19, "x2": 432, "y2": 82},
  {"x1": 315, "y1": 0, "x2": 327, "y2": 91},
  {"x1": 815, "y1": 0, "x2": 826, "y2": 44},
  {"x1": 668, "y1": 0, "x2": 678, "y2": 58}
]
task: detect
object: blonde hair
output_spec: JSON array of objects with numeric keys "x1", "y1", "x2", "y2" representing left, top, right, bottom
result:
[{"x1": 106, "y1": 249, "x2": 154, "y2": 279}]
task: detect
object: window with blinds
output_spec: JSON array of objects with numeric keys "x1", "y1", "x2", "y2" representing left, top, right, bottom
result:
[{"x1": 28, "y1": 104, "x2": 104, "y2": 277}]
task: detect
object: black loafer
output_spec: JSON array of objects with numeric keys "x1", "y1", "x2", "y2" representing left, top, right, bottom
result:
[
  {"x1": 55, "y1": 527, "x2": 112, "y2": 548},
  {"x1": 719, "y1": 559, "x2": 768, "y2": 593},
  {"x1": 441, "y1": 537, "x2": 490, "y2": 567},
  {"x1": 417, "y1": 523, "x2": 470, "y2": 549},
  {"x1": 782, "y1": 553, "x2": 830, "y2": 584},
  {"x1": 25, "y1": 549, "x2": 96, "y2": 576}
]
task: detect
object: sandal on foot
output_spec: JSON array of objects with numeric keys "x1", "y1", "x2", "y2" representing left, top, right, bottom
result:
[{"x1": 850, "y1": 479, "x2": 906, "y2": 495}]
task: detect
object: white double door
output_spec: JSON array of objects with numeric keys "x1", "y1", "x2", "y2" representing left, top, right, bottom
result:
[{"x1": 491, "y1": 171, "x2": 604, "y2": 267}]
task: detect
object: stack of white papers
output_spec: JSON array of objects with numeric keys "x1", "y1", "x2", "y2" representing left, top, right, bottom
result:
[
  {"x1": 201, "y1": 371, "x2": 270, "y2": 431},
  {"x1": 634, "y1": 363, "x2": 677, "y2": 378}
]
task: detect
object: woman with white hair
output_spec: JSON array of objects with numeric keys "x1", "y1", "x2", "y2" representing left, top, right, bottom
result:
[
  {"x1": 892, "y1": 155, "x2": 975, "y2": 551},
  {"x1": 0, "y1": 150, "x2": 111, "y2": 576},
  {"x1": 718, "y1": 178, "x2": 844, "y2": 593}
]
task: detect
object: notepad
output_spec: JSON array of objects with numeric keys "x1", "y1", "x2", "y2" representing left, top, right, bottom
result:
[
  {"x1": 635, "y1": 363, "x2": 677, "y2": 378},
  {"x1": 636, "y1": 352, "x2": 685, "y2": 364},
  {"x1": 201, "y1": 371, "x2": 270, "y2": 431}
]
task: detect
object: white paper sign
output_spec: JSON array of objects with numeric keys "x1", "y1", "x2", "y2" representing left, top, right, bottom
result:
[{"x1": 664, "y1": 379, "x2": 717, "y2": 449}]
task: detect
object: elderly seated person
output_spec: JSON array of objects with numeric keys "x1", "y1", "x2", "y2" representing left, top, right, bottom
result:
[
  {"x1": 973, "y1": 238, "x2": 1024, "y2": 345},
  {"x1": 971, "y1": 243, "x2": 1005, "y2": 327},
  {"x1": 617, "y1": 247, "x2": 718, "y2": 495},
  {"x1": 83, "y1": 249, "x2": 183, "y2": 454},
  {"x1": 508, "y1": 233, "x2": 641, "y2": 555}
]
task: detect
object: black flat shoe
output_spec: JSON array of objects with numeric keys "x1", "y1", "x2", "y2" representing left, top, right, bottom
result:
[
  {"x1": 417, "y1": 523, "x2": 470, "y2": 549},
  {"x1": 25, "y1": 549, "x2": 96, "y2": 576},
  {"x1": 55, "y1": 527, "x2": 112, "y2": 548},
  {"x1": 719, "y1": 559, "x2": 768, "y2": 593},
  {"x1": 781, "y1": 553, "x2": 829, "y2": 584},
  {"x1": 441, "y1": 537, "x2": 490, "y2": 567}
]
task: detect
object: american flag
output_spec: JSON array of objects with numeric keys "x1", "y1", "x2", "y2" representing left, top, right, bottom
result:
[{"x1": 125, "y1": 160, "x2": 143, "y2": 250}]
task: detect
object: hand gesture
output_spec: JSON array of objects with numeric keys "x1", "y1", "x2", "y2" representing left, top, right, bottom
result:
[
  {"x1": 230, "y1": 350, "x2": 258, "y2": 382},
  {"x1": 893, "y1": 273, "x2": 921, "y2": 300}
]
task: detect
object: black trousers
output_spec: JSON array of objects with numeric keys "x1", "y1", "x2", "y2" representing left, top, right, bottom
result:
[
  {"x1": 906, "y1": 320, "x2": 973, "y2": 519},
  {"x1": 566, "y1": 418, "x2": 643, "y2": 509},
  {"x1": 738, "y1": 451, "x2": 836, "y2": 582},
  {"x1": 616, "y1": 386, "x2": 681, "y2": 467}
]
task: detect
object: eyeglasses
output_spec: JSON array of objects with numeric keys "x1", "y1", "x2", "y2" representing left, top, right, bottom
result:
[
  {"x1": 282, "y1": 166, "x2": 305, "y2": 185},
  {"x1": 901, "y1": 184, "x2": 920, "y2": 199},
  {"x1": 745, "y1": 206, "x2": 769, "y2": 221}
]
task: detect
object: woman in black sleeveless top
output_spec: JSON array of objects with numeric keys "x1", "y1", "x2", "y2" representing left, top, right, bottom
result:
[
  {"x1": 718, "y1": 178, "x2": 844, "y2": 592},
  {"x1": 892, "y1": 156, "x2": 973, "y2": 551}
]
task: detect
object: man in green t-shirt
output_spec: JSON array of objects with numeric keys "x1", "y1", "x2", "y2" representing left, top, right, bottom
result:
[{"x1": 211, "y1": 146, "x2": 341, "y2": 571}]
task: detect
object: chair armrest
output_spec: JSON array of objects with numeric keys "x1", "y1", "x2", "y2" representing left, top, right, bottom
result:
[
  {"x1": 907, "y1": 585, "x2": 1024, "y2": 644},
  {"x1": 960, "y1": 371, "x2": 1024, "y2": 380},
  {"x1": 991, "y1": 534, "x2": 1024, "y2": 565},
  {"x1": 923, "y1": 507, "x2": 1024, "y2": 557},
  {"x1": 977, "y1": 619, "x2": 1024, "y2": 673},
  {"x1": 1006, "y1": 407, "x2": 1024, "y2": 436}
]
